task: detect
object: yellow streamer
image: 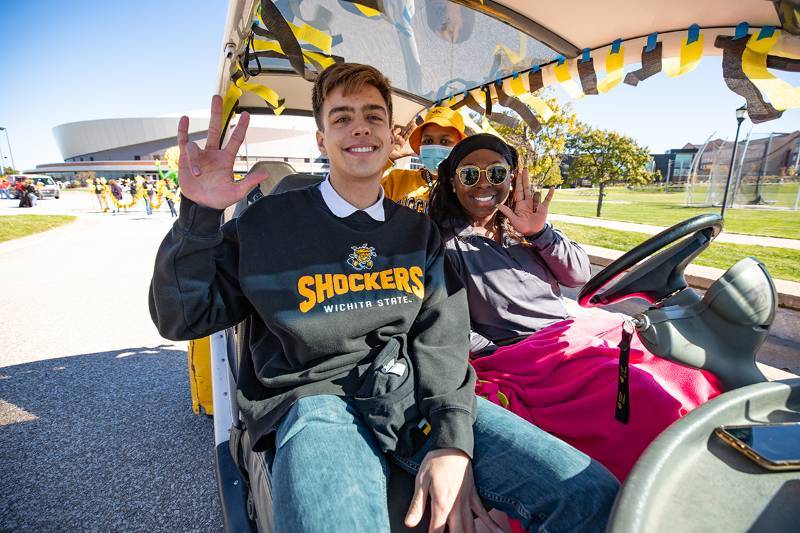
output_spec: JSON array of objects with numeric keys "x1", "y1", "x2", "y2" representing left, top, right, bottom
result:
[
  {"x1": 743, "y1": 31, "x2": 800, "y2": 111},
  {"x1": 353, "y1": 3, "x2": 381, "y2": 18},
  {"x1": 287, "y1": 21, "x2": 333, "y2": 54},
  {"x1": 664, "y1": 34, "x2": 704, "y2": 77},
  {"x1": 554, "y1": 61, "x2": 584, "y2": 99},
  {"x1": 252, "y1": 37, "x2": 336, "y2": 72},
  {"x1": 252, "y1": 39, "x2": 285, "y2": 53},
  {"x1": 518, "y1": 94, "x2": 554, "y2": 123},
  {"x1": 222, "y1": 83, "x2": 243, "y2": 126},
  {"x1": 234, "y1": 75, "x2": 285, "y2": 115},
  {"x1": 597, "y1": 46, "x2": 625, "y2": 93},
  {"x1": 509, "y1": 75, "x2": 528, "y2": 96},
  {"x1": 255, "y1": 9, "x2": 333, "y2": 54},
  {"x1": 302, "y1": 50, "x2": 337, "y2": 70}
]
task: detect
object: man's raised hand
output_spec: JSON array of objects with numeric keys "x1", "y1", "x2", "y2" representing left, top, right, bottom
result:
[{"x1": 177, "y1": 95, "x2": 269, "y2": 210}]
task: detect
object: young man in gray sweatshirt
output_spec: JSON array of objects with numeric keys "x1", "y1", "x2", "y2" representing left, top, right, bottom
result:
[{"x1": 149, "y1": 62, "x2": 618, "y2": 533}]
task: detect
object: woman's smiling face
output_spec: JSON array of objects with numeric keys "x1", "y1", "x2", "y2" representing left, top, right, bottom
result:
[{"x1": 452, "y1": 148, "x2": 512, "y2": 224}]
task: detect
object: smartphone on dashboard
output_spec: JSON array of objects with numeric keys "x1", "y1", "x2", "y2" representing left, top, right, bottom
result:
[{"x1": 714, "y1": 422, "x2": 800, "y2": 471}]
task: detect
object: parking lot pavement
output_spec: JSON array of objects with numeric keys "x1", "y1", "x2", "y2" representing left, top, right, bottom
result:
[{"x1": 0, "y1": 200, "x2": 222, "y2": 531}]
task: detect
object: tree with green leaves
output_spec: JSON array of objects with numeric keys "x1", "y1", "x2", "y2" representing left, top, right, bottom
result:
[
  {"x1": 494, "y1": 93, "x2": 579, "y2": 186},
  {"x1": 3, "y1": 166, "x2": 18, "y2": 176},
  {"x1": 566, "y1": 126, "x2": 653, "y2": 216}
]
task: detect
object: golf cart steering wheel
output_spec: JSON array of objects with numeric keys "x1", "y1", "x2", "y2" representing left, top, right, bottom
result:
[{"x1": 578, "y1": 214, "x2": 723, "y2": 308}]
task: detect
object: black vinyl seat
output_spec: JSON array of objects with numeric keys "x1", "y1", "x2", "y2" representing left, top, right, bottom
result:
[{"x1": 268, "y1": 173, "x2": 324, "y2": 195}]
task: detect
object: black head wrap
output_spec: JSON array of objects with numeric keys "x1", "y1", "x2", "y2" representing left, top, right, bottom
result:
[
  {"x1": 429, "y1": 133, "x2": 519, "y2": 228},
  {"x1": 436, "y1": 133, "x2": 518, "y2": 179}
]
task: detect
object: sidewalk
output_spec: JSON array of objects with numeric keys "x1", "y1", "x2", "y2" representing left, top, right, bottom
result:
[
  {"x1": 581, "y1": 243, "x2": 800, "y2": 311},
  {"x1": 550, "y1": 213, "x2": 800, "y2": 250}
]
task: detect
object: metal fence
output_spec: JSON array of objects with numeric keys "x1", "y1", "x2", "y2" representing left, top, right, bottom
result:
[{"x1": 685, "y1": 131, "x2": 800, "y2": 210}]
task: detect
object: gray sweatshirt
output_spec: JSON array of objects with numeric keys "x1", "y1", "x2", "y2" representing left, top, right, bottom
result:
[{"x1": 441, "y1": 218, "x2": 591, "y2": 355}]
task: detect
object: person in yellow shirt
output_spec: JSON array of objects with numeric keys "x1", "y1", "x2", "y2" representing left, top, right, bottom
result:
[{"x1": 382, "y1": 106, "x2": 466, "y2": 213}]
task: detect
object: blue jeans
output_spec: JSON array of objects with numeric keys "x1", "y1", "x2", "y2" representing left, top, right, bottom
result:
[{"x1": 270, "y1": 395, "x2": 619, "y2": 533}]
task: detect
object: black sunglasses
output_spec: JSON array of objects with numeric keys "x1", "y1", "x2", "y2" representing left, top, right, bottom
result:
[{"x1": 455, "y1": 163, "x2": 511, "y2": 187}]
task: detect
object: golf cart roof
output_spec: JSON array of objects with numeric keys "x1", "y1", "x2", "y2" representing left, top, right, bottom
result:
[{"x1": 216, "y1": 1, "x2": 795, "y2": 127}]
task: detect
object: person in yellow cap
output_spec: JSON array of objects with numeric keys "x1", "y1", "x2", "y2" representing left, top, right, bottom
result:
[{"x1": 382, "y1": 106, "x2": 466, "y2": 213}]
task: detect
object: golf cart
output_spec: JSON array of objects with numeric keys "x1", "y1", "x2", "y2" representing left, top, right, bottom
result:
[{"x1": 194, "y1": 1, "x2": 800, "y2": 531}]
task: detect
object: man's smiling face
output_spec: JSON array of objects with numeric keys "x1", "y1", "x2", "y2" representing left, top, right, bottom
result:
[{"x1": 316, "y1": 85, "x2": 394, "y2": 184}]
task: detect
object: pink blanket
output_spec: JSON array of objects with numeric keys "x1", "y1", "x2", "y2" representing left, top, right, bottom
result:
[{"x1": 472, "y1": 308, "x2": 721, "y2": 481}]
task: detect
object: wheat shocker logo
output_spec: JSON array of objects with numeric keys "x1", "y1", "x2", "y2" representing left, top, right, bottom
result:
[{"x1": 347, "y1": 243, "x2": 376, "y2": 271}]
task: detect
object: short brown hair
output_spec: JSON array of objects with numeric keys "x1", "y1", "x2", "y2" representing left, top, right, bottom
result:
[{"x1": 312, "y1": 63, "x2": 393, "y2": 130}]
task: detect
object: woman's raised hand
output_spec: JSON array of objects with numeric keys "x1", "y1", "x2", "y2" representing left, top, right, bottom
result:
[
  {"x1": 177, "y1": 95, "x2": 270, "y2": 210},
  {"x1": 496, "y1": 168, "x2": 555, "y2": 237}
]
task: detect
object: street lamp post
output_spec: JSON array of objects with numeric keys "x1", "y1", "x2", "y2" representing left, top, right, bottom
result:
[
  {"x1": 721, "y1": 106, "x2": 747, "y2": 219},
  {"x1": 0, "y1": 127, "x2": 17, "y2": 171}
]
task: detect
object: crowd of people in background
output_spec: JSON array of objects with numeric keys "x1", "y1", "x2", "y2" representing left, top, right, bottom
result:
[
  {"x1": 1, "y1": 174, "x2": 180, "y2": 216},
  {"x1": 0, "y1": 176, "x2": 40, "y2": 207},
  {"x1": 95, "y1": 176, "x2": 180, "y2": 216}
]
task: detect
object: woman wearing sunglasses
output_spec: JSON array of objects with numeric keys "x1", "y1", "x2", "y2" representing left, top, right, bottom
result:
[{"x1": 428, "y1": 134, "x2": 720, "y2": 482}]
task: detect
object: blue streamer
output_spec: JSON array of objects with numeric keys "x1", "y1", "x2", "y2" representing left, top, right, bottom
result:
[
  {"x1": 556, "y1": 55, "x2": 566, "y2": 65},
  {"x1": 645, "y1": 32, "x2": 658, "y2": 52},
  {"x1": 531, "y1": 64, "x2": 541, "y2": 73},
  {"x1": 734, "y1": 22, "x2": 749, "y2": 40},
  {"x1": 687, "y1": 24, "x2": 700, "y2": 44},
  {"x1": 512, "y1": 71, "x2": 519, "y2": 79},
  {"x1": 581, "y1": 48, "x2": 591, "y2": 62},
  {"x1": 758, "y1": 26, "x2": 776, "y2": 40},
  {"x1": 611, "y1": 39, "x2": 622, "y2": 54}
]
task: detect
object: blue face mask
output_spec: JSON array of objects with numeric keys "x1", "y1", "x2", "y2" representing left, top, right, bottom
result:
[{"x1": 418, "y1": 144, "x2": 453, "y2": 174}]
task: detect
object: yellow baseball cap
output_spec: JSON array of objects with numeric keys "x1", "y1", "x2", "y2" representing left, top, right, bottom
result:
[{"x1": 409, "y1": 106, "x2": 467, "y2": 154}]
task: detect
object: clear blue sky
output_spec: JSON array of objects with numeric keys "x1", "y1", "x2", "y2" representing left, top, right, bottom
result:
[
  {"x1": 0, "y1": 0, "x2": 227, "y2": 170},
  {"x1": 1, "y1": 1, "x2": 798, "y2": 170}
]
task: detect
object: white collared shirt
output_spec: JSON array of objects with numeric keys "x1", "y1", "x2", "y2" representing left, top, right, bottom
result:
[{"x1": 319, "y1": 175, "x2": 385, "y2": 221}]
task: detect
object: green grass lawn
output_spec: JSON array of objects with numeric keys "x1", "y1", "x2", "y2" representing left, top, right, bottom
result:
[
  {"x1": 0, "y1": 215, "x2": 77, "y2": 243},
  {"x1": 557, "y1": 221, "x2": 800, "y2": 283},
  {"x1": 550, "y1": 187, "x2": 800, "y2": 240}
]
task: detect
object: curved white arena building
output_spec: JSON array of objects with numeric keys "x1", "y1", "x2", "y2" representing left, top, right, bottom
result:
[{"x1": 32, "y1": 113, "x2": 327, "y2": 182}]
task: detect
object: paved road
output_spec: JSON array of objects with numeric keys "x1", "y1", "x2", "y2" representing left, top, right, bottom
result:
[{"x1": 0, "y1": 194, "x2": 222, "y2": 531}]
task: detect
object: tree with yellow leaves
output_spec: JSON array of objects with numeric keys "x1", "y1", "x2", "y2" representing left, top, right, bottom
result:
[
  {"x1": 494, "y1": 92, "x2": 579, "y2": 187},
  {"x1": 156, "y1": 146, "x2": 180, "y2": 185}
]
